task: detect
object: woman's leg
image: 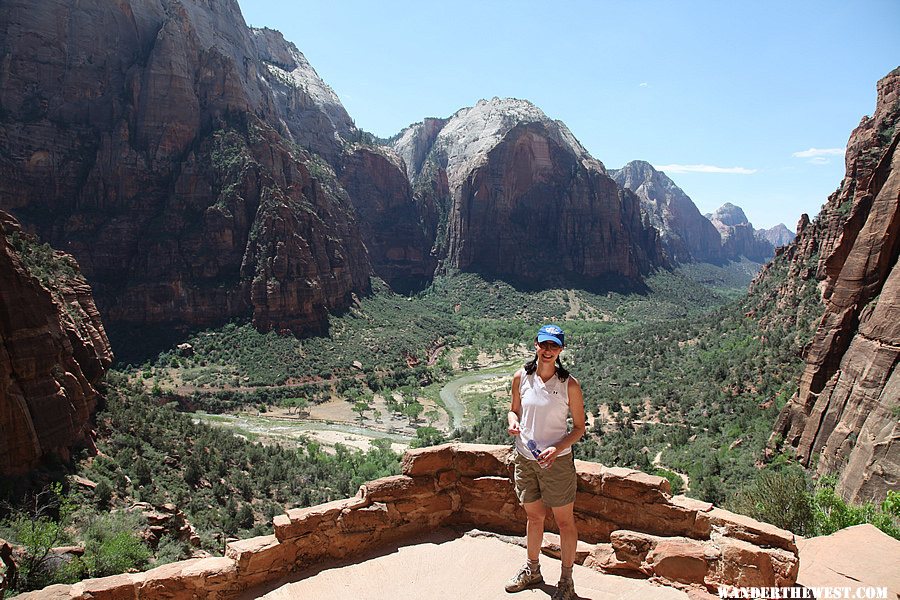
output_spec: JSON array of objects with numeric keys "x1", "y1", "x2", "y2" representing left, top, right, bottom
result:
[
  {"x1": 550, "y1": 502, "x2": 577, "y2": 569},
  {"x1": 523, "y1": 499, "x2": 547, "y2": 561}
]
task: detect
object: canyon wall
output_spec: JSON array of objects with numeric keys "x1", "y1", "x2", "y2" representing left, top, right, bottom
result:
[
  {"x1": 0, "y1": 211, "x2": 112, "y2": 475},
  {"x1": 393, "y1": 99, "x2": 666, "y2": 284},
  {"x1": 706, "y1": 203, "x2": 775, "y2": 263},
  {"x1": 769, "y1": 67, "x2": 900, "y2": 503},
  {"x1": 0, "y1": 0, "x2": 373, "y2": 342},
  {"x1": 611, "y1": 161, "x2": 725, "y2": 264}
]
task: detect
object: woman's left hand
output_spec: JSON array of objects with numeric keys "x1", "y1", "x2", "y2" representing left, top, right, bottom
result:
[{"x1": 537, "y1": 446, "x2": 558, "y2": 468}]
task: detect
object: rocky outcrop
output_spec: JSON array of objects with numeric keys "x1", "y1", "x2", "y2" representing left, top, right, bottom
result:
[
  {"x1": 0, "y1": 0, "x2": 372, "y2": 343},
  {"x1": 15, "y1": 444, "x2": 799, "y2": 599},
  {"x1": 0, "y1": 211, "x2": 112, "y2": 475},
  {"x1": 611, "y1": 161, "x2": 724, "y2": 264},
  {"x1": 337, "y1": 145, "x2": 437, "y2": 293},
  {"x1": 707, "y1": 204, "x2": 775, "y2": 262},
  {"x1": 392, "y1": 99, "x2": 665, "y2": 283},
  {"x1": 131, "y1": 502, "x2": 201, "y2": 549},
  {"x1": 796, "y1": 524, "x2": 900, "y2": 598},
  {"x1": 770, "y1": 67, "x2": 900, "y2": 503},
  {"x1": 756, "y1": 224, "x2": 795, "y2": 248},
  {"x1": 251, "y1": 27, "x2": 355, "y2": 161}
]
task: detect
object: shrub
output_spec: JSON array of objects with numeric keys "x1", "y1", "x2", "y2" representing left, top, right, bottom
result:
[
  {"x1": 812, "y1": 477, "x2": 900, "y2": 539},
  {"x1": 69, "y1": 511, "x2": 150, "y2": 579},
  {"x1": 0, "y1": 483, "x2": 73, "y2": 592},
  {"x1": 727, "y1": 468, "x2": 814, "y2": 535},
  {"x1": 727, "y1": 471, "x2": 900, "y2": 540}
]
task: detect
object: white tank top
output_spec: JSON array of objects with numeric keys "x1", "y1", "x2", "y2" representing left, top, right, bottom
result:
[{"x1": 515, "y1": 368, "x2": 572, "y2": 460}]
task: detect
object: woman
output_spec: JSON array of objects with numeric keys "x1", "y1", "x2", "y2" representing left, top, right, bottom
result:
[{"x1": 505, "y1": 324, "x2": 585, "y2": 600}]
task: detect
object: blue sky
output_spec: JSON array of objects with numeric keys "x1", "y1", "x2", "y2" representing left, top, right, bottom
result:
[{"x1": 237, "y1": 1, "x2": 899, "y2": 230}]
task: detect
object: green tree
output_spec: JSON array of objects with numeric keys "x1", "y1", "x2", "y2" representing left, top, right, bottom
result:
[
  {"x1": 410, "y1": 426, "x2": 446, "y2": 448},
  {"x1": 403, "y1": 401, "x2": 423, "y2": 425},
  {"x1": 0, "y1": 483, "x2": 73, "y2": 592},
  {"x1": 459, "y1": 347, "x2": 478, "y2": 370},
  {"x1": 353, "y1": 401, "x2": 369, "y2": 423},
  {"x1": 93, "y1": 480, "x2": 113, "y2": 510}
]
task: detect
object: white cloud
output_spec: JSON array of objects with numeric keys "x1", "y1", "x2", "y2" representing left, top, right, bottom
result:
[
  {"x1": 792, "y1": 147, "x2": 844, "y2": 158},
  {"x1": 653, "y1": 164, "x2": 757, "y2": 174},
  {"x1": 639, "y1": 82, "x2": 649, "y2": 87},
  {"x1": 807, "y1": 156, "x2": 830, "y2": 165}
]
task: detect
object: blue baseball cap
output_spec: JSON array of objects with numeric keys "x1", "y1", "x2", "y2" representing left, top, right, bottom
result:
[{"x1": 536, "y1": 324, "x2": 565, "y2": 347}]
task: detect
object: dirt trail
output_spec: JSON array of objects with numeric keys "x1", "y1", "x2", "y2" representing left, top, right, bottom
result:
[
  {"x1": 565, "y1": 289, "x2": 581, "y2": 319},
  {"x1": 652, "y1": 449, "x2": 690, "y2": 491}
]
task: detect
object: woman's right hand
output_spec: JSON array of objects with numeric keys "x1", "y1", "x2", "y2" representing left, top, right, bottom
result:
[{"x1": 507, "y1": 420, "x2": 521, "y2": 436}]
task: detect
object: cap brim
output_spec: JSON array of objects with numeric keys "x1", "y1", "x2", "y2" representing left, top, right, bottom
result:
[{"x1": 536, "y1": 334, "x2": 563, "y2": 346}]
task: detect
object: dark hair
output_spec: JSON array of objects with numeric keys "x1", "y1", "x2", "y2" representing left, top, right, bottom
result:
[{"x1": 523, "y1": 354, "x2": 570, "y2": 381}]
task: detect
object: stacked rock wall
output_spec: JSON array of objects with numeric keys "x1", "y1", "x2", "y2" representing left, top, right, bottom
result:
[{"x1": 13, "y1": 444, "x2": 798, "y2": 599}]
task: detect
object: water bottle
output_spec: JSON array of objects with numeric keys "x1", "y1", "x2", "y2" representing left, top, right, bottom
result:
[{"x1": 526, "y1": 439, "x2": 542, "y2": 460}]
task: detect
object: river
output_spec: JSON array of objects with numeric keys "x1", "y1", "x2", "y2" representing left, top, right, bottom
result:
[{"x1": 439, "y1": 372, "x2": 509, "y2": 430}]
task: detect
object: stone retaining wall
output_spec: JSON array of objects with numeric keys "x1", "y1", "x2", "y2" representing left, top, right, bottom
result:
[{"x1": 13, "y1": 444, "x2": 799, "y2": 599}]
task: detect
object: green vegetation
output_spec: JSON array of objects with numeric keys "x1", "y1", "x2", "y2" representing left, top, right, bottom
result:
[
  {"x1": 0, "y1": 372, "x2": 400, "y2": 595},
  {"x1": 0, "y1": 484, "x2": 150, "y2": 594},
  {"x1": 131, "y1": 261, "x2": 823, "y2": 509},
  {"x1": 5, "y1": 229, "x2": 79, "y2": 288},
  {"x1": 16, "y1": 244, "x2": 891, "y2": 595},
  {"x1": 728, "y1": 469, "x2": 900, "y2": 540}
]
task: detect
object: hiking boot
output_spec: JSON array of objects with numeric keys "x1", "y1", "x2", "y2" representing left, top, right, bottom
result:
[
  {"x1": 504, "y1": 563, "x2": 543, "y2": 592},
  {"x1": 551, "y1": 577, "x2": 576, "y2": 600}
]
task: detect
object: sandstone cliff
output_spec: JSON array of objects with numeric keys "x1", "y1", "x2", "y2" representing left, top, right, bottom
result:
[
  {"x1": 392, "y1": 99, "x2": 665, "y2": 283},
  {"x1": 707, "y1": 203, "x2": 775, "y2": 263},
  {"x1": 336, "y1": 145, "x2": 437, "y2": 293},
  {"x1": 0, "y1": 211, "x2": 112, "y2": 475},
  {"x1": 251, "y1": 27, "x2": 355, "y2": 161},
  {"x1": 769, "y1": 67, "x2": 900, "y2": 503},
  {"x1": 0, "y1": 0, "x2": 372, "y2": 344},
  {"x1": 611, "y1": 161, "x2": 725, "y2": 264}
]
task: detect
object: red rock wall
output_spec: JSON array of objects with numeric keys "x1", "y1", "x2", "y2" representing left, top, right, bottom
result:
[
  {"x1": 771, "y1": 67, "x2": 900, "y2": 503},
  {"x1": 337, "y1": 146, "x2": 437, "y2": 293},
  {"x1": 0, "y1": 0, "x2": 372, "y2": 341},
  {"x1": 0, "y1": 212, "x2": 112, "y2": 475},
  {"x1": 445, "y1": 123, "x2": 664, "y2": 282}
]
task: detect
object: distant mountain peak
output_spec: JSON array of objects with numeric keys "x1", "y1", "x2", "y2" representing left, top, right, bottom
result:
[
  {"x1": 711, "y1": 203, "x2": 750, "y2": 227},
  {"x1": 756, "y1": 223, "x2": 796, "y2": 248},
  {"x1": 392, "y1": 97, "x2": 602, "y2": 188},
  {"x1": 611, "y1": 161, "x2": 723, "y2": 264}
]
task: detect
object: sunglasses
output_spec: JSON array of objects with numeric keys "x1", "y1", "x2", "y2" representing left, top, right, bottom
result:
[{"x1": 537, "y1": 341, "x2": 562, "y2": 351}]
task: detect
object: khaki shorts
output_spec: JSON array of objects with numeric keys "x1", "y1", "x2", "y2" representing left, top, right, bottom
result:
[{"x1": 513, "y1": 450, "x2": 577, "y2": 507}]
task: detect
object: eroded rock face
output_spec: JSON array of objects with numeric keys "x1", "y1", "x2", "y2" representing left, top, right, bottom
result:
[
  {"x1": 611, "y1": 161, "x2": 724, "y2": 264},
  {"x1": 337, "y1": 146, "x2": 437, "y2": 293},
  {"x1": 0, "y1": 0, "x2": 372, "y2": 343},
  {"x1": 392, "y1": 99, "x2": 665, "y2": 283},
  {"x1": 0, "y1": 211, "x2": 113, "y2": 475},
  {"x1": 770, "y1": 67, "x2": 900, "y2": 503},
  {"x1": 251, "y1": 27, "x2": 355, "y2": 161}
]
